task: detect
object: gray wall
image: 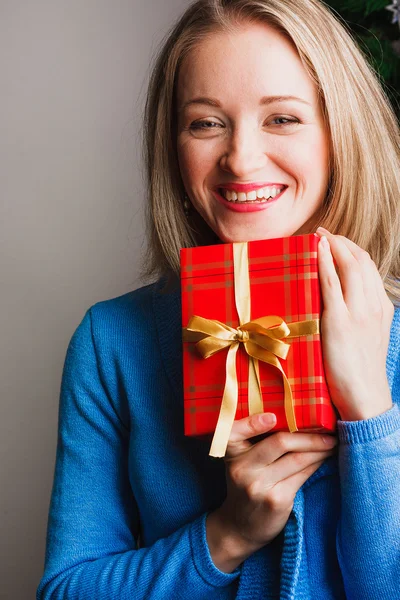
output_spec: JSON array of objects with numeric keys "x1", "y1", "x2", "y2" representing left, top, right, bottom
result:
[{"x1": 0, "y1": 2, "x2": 188, "y2": 598}]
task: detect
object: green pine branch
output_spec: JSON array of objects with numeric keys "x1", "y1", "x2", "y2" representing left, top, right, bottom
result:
[{"x1": 325, "y1": 0, "x2": 400, "y2": 120}]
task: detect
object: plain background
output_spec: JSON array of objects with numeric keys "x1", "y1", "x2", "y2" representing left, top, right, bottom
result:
[{"x1": 0, "y1": 1, "x2": 189, "y2": 598}]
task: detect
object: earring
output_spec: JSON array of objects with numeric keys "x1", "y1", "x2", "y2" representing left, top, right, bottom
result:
[{"x1": 183, "y1": 192, "x2": 191, "y2": 217}]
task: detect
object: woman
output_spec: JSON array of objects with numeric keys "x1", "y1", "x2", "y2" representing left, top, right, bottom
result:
[{"x1": 37, "y1": 0, "x2": 400, "y2": 598}]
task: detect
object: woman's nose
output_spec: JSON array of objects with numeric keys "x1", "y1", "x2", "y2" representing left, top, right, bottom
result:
[{"x1": 219, "y1": 130, "x2": 267, "y2": 177}]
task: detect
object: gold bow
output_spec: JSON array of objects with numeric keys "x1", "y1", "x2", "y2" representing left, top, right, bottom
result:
[{"x1": 183, "y1": 243, "x2": 319, "y2": 457}]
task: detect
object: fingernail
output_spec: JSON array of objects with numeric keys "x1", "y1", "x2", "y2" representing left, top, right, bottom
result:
[
  {"x1": 323, "y1": 435, "x2": 337, "y2": 445},
  {"x1": 319, "y1": 236, "x2": 329, "y2": 248},
  {"x1": 261, "y1": 413, "x2": 276, "y2": 426},
  {"x1": 317, "y1": 226, "x2": 329, "y2": 234}
]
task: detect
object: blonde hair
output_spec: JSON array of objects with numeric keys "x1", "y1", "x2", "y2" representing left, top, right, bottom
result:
[{"x1": 141, "y1": 0, "x2": 400, "y2": 305}]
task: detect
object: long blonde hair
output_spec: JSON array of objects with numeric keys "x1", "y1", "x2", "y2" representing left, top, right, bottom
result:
[{"x1": 141, "y1": 0, "x2": 400, "y2": 305}]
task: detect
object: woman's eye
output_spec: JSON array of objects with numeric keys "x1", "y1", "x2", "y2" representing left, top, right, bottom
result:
[
  {"x1": 187, "y1": 117, "x2": 300, "y2": 131},
  {"x1": 189, "y1": 120, "x2": 223, "y2": 130},
  {"x1": 270, "y1": 117, "x2": 299, "y2": 126}
]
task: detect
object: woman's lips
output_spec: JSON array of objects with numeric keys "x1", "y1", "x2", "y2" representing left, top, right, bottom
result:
[{"x1": 212, "y1": 188, "x2": 286, "y2": 213}]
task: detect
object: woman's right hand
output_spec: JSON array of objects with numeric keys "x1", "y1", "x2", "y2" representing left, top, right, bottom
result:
[{"x1": 206, "y1": 412, "x2": 338, "y2": 572}]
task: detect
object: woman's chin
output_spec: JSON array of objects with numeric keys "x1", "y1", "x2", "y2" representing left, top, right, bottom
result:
[
  {"x1": 214, "y1": 223, "x2": 313, "y2": 243},
  {"x1": 216, "y1": 230, "x2": 287, "y2": 244}
]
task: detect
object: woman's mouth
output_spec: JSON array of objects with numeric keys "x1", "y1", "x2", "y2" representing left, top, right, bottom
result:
[{"x1": 213, "y1": 185, "x2": 287, "y2": 212}]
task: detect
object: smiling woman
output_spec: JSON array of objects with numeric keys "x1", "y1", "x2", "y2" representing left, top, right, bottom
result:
[
  {"x1": 175, "y1": 21, "x2": 330, "y2": 243},
  {"x1": 143, "y1": 0, "x2": 400, "y2": 305},
  {"x1": 37, "y1": 1, "x2": 400, "y2": 600}
]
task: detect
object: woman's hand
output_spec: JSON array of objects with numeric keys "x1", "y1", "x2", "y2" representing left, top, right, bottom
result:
[
  {"x1": 206, "y1": 413, "x2": 337, "y2": 572},
  {"x1": 315, "y1": 227, "x2": 394, "y2": 421}
]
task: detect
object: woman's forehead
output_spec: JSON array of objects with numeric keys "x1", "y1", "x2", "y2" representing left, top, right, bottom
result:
[{"x1": 177, "y1": 22, "x2": 320, "y2": 108}]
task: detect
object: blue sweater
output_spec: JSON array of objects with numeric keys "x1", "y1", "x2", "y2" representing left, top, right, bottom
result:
[{"x1": 37, "y1": 279, "x2": 400, "y2": 600}]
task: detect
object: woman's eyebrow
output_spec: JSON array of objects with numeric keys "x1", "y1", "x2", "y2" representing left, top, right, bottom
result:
[{"x1": 178, "y1": 95, "x2": 312, "y2": 112}]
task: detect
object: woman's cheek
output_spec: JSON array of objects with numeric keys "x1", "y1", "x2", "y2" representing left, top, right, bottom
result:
[{"x1": 182, "y1": 149, "x2": 217, "y2": 188}]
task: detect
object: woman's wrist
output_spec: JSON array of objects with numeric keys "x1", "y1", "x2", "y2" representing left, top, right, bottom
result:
[{"x1": 205, "y1": 508, "x2": 262, "y2": 573}]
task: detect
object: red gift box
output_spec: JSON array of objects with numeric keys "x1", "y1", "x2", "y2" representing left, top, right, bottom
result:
[{"x1": 181, "y1": 234, "x2": 338, "y2": 457}]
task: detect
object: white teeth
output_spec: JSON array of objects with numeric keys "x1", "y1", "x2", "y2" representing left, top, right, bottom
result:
[{"x1": 221, "y1": 186, "x2": 285, "y2": 202}]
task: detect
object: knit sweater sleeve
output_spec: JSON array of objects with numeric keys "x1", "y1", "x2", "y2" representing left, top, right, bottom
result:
[
  {"x1": 36, "y1": 309, "x2": 240, "y2": 600},
  {"x1": 335, "y1": 310, "x2": 400, "y2": 600}
]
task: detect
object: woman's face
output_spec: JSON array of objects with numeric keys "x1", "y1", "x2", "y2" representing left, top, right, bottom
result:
[{"x1": 176, "y1": 22, "x2": 330, "y2": 243}]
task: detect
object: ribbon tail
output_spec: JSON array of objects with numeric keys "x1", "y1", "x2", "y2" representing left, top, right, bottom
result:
[
  {"x1": 248, "y1": 358, "x2": 263, "y2": 415},
  {"x1": 246, "y1": 341, "x2": 298, "y2": 433},
  {"x1": 209, "y1": 342, "x2": 240, "y2": 458},
  {"x1": 282, "y1": 369, "x2": 298, "y2": 433}
]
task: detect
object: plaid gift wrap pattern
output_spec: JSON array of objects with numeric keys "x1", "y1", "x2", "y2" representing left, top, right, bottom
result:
[{"x1": 181, "y1": 234, "x2": 338, "y2": 455}]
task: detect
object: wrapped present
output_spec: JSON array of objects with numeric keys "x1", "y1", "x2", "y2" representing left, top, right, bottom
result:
[{"x1": 181, "y1": 234, "x2": 338, "y2": 458}]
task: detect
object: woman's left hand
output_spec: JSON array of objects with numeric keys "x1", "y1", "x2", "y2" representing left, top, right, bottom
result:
[{"x1": 315, "y1": 227, "x2": 394, "y2": 421}]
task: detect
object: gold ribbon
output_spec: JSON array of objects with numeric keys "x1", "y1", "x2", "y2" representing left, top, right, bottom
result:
[{"x1": 183, "y1": 243, "x2": 319, "y2": 457}]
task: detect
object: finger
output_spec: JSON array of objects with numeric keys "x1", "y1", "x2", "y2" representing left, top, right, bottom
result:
[
  {"x1": 371, "y1": 271, "x2": 395, "y2": 350},
  {"x1": 342, "y1": 245, "x2": 381, "y2": 312},
  {"x1": 316, "y1": 228, "x2": 362, "y2": 257},
  {"x1": 317, "y1": 233, "x2": 364, "y2": 313},
  {"x1": 317, "y1": 235, "x2": 346, "y2": 311},
  {"x1": 264, "y1": 448, "x2": 336, "y2": 485},
  {"x1": 278, "y1": 448, "x2": 337, "y2": 481},
  {"x1": 322, "y1": 231, "x2": 382, "y2": 310},
  {"x1": 246, "y1": 430, "x2": 338, "y2": 469},
  {"x1": 274, "y1": 457, "x2": 328, "y2": 496},
  {"x1": 371, "y1": 261, "x2": 394, "y2": 320},
  {"x1": 360, "y1": 256, "x2": 382, "y2": 312},
  {"x1": 249, "y1": 450, "x2": 335, "y2": 499},
  {"x1": 317, "y1": 229, "x2": 381, "y2": 312},
  {"x1": 226, "y1": 412, "x2": 277, "y2": 458}
]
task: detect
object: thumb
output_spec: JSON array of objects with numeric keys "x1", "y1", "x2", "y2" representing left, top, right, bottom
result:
[{"x1": 226, "y1": 412, "x2": 277, "y2": 458}]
